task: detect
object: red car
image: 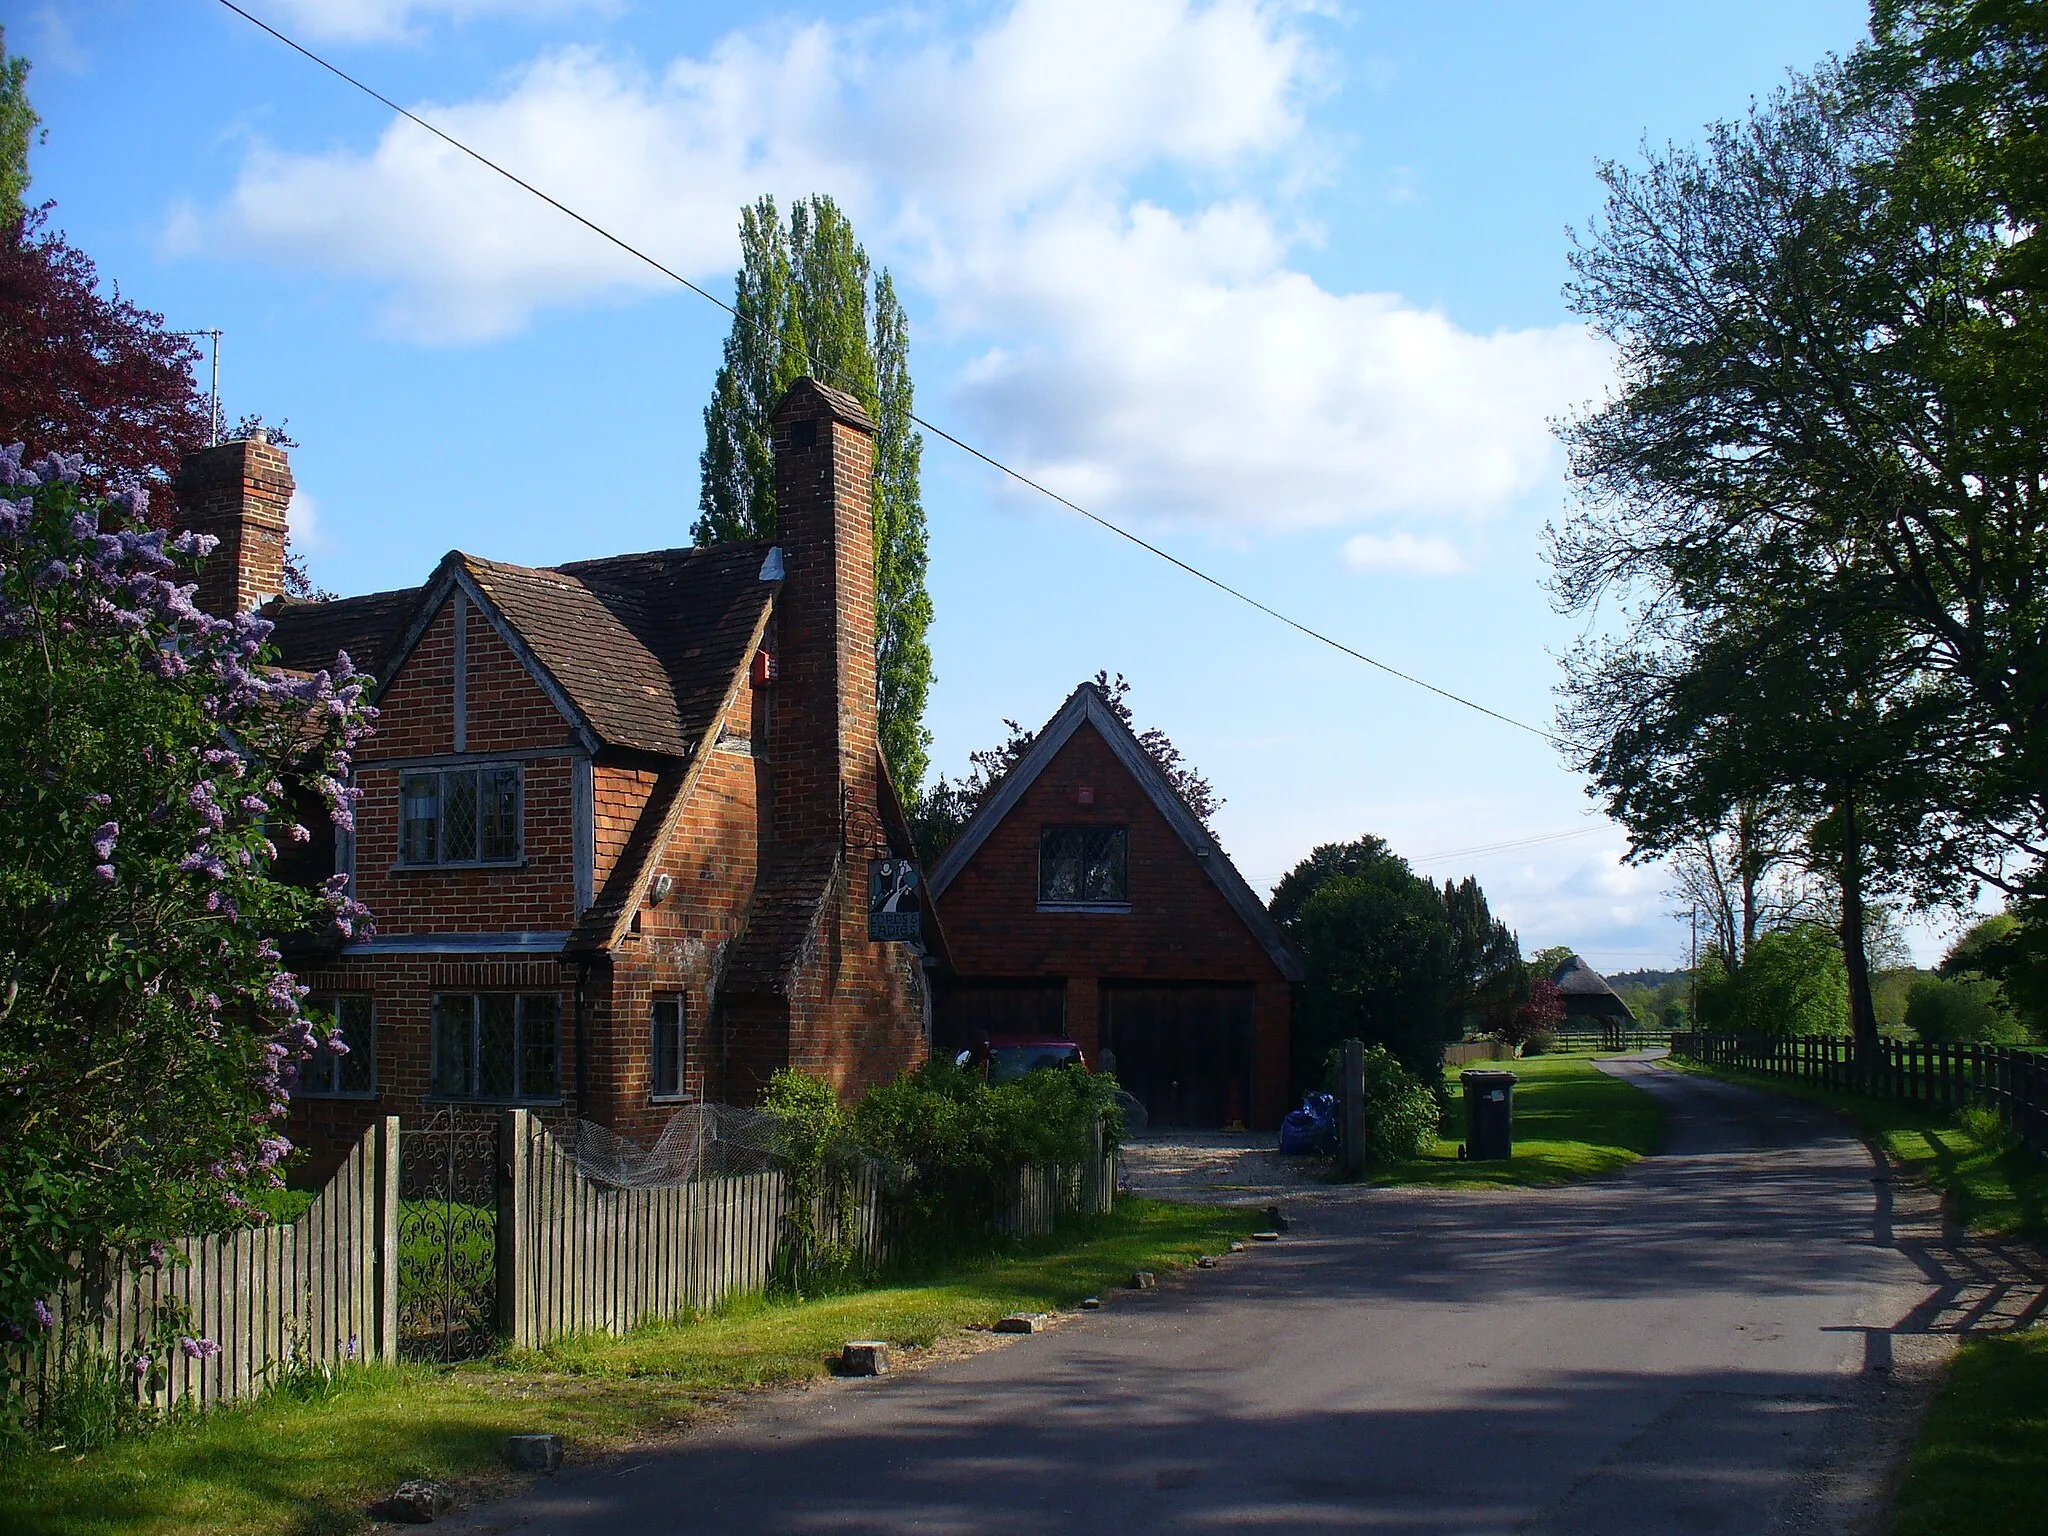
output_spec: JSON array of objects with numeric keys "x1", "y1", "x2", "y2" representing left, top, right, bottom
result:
[{"x1": 954, "y1": 1035, "x2": 1088, "y2": 1084}]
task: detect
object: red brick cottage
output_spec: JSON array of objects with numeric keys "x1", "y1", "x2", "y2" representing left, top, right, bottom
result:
[
  {"x1": 177, "y1": 380, "x2": 931, "y2": 1177},
  {"x1": 926, "y1": 683, "x2": 1301, "y2": 1131}
]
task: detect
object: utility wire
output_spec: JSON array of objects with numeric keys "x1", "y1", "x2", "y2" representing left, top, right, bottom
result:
[
  {"x1": 1410, "y1": 826, "x2": 1603, "y2": 866},
  {"x1": 215, "y1": 0, "x2": 1563, "y2": 746}
]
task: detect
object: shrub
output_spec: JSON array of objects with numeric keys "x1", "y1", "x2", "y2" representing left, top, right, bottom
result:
[
  {"x1": 0, "y1": 451, "x2": 373, "y2": 1356},
  {"x1": 1323, "y1": 1044, "x2": 1440, "y2": 1166},
  {"x1": 764, "y1": 1063, "x2": 1121, "y2": 1274}
]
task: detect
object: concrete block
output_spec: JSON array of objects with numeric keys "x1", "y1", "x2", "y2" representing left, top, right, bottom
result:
[
  {"x1": 1080, "y1": 1297, "x2": 1102, "y2": 1310},
  {"x1": 1197, "y1": 1256, "x2": 1218, "y2": 1268},
  {"x1": 1130, "y1": 1270, "x2": 1157, "y2": 1291},
  {"x1": 1251, "y1": 1230, "x2": 1280, "y2": 1242},
  {"x1": 1228, "y1": 1240, "x2": 1246, "y2": 1252},
  {"x1": 841, "y1": 1340, "x2": 890, "y2": 1376},
  {"x1": 506, "y1": 1434, "x2": 562, "y2": 1473},
  {"x1": 994, "y1": 1313, "x2": 1045, "y2": 1334}
]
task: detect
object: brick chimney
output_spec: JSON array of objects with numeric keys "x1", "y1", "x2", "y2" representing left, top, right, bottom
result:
[
  {"x1": 767, "y1": 378, "x2": 880, "y2": 852},
  {"x1": 174, "y1": 432, "x2": 294, "y2": 616}
]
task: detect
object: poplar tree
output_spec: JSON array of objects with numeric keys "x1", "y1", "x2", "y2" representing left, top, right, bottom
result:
[{"x1": 695, "y1": 195, "x2": 935, "y2": 794}]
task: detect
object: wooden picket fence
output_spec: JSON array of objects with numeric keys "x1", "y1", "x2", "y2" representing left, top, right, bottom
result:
[
  {"x1": 10, "y1": 1108, "x2": 1120, "y2": 1420},
  {"x1": 4, "y1": 1119, "x2": 397, "y2": 1421},
  {"x1": 497, "y1": 1110, "x2": 1117, "y2": 1351},
  {"x1": 1674, "y1": 1033, "x2": 2048, "y2": 1155}
]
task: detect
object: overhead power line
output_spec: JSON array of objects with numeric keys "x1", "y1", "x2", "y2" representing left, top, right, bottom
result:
[
  {"x1": 1410, "y1": 826, "x2": 1604, "y2": 866},
  {"x1": 215, "y1": 0, "x2": 1563, "y2": 746}
]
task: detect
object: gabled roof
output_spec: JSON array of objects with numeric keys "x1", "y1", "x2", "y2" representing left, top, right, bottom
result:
[
  {"x1": 265, "y1": 541, "x2": 777, "y2": 760},
  {"x1": 927, "y1": 682, "x2": 1304, "y2": 983},
  {"x1": 1553, "y1": 955, "x2": 1637, "y2": 1021}
]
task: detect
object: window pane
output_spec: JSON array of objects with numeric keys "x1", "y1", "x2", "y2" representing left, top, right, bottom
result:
[
  {"x1": 478, "y1": 995, "x2": 517, "y2": 1099},
  {"x1": 519, "y1": 996, "x2": 560, "y2": 1100},
  {"x1": 1082, "y1": 828, "x2": 1129, "y2": 902},
  {"x1": 1039, "y1": 827, "x2": 1083, "y2": 902},
  {"x1": 299, "y1": 997, "x2": 339, "y2": 1094},
  {"x1": 335, "y1": 996, "x2": 375, "y2": 1094},
  {"x1": 443, "y1": 769, "x2": 479, "y2": 862},
  {"x1": 651, "y1": 996, "x2": 683, "y2": 1098},
  {"x1": 432, "y1": 996, "x2": 474, "y2": 1096},
  {"x1": 480, "y1": 766, "x2": 521, "y2": 861},
  {"x1": 401, "y1": 774, "x2": 440, "y2": 865}
]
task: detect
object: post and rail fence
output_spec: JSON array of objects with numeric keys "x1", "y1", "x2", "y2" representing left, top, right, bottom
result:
[
  {"x1": 1673, "y1": 1032, "x2": 2048, "y2": 1157},
  {"x1": 7, "y1": 1107, "x2": 1118, "y2": 1423}
]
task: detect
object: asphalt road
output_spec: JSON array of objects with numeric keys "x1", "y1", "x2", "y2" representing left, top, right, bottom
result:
[{"x1": 445, "y1": 1062, "x2": 1954, "y2": 1536}]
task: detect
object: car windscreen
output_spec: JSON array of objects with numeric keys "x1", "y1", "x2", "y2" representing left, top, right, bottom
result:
[{"x1": 987, "y1": 1044, "x2": 1082, "y2": 1084}]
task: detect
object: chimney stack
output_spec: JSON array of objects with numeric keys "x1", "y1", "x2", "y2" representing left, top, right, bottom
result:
[
  {"x1": 767, "y1": 378, "x2": 879, "y2": 852},
  {"x1": 174, "y1": 432, "x2": 294, "y2": 616}
]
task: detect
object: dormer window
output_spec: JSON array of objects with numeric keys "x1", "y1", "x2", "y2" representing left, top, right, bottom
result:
[
  {"x1": 399, "y1": 764, "x2": 522, "y2": 866},
  {"x1": 1038, "y1": 825, "x2": 1130, "y2": 911}
]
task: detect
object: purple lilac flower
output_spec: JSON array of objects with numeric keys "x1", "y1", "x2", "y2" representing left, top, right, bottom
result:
[
  {"x1": 179, "y1": 1336, "x2": 221, "y2": 1361},
  {"x1": 32, "y1": 1299, "x2": 53, "y2": 1329},
  {"x1": 91, "y1": 821, "x2": 118, "y2": 859}
]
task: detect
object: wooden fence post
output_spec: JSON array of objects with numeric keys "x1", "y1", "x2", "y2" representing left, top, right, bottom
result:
[
  {"x1": 375, "y1": 1115, "x2": 401, "y2": 1365},
  {"x1": 1340, "y1": 1038, "x2": 1366, "y2": 1178},
  {"x1": 496, "y1": 1109, "x2": 529, "y2": 1350}
]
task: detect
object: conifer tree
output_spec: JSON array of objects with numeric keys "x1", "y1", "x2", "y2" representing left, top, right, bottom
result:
[{"x1": 695, "y1": 195, "x2": 933, "y2": 793}]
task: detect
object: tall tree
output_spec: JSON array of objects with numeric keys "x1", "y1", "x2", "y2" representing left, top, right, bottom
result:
[
  {"x1": 0, "y1": 25, "x2": 39, "y2": 222},
  {"x1": 696, "y1": 195, "x2": 935, "y2": 792}
]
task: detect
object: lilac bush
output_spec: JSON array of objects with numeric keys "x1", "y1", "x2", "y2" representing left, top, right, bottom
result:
[{"x1": 0, "y1": 445, "x2": 375, "y2": 1346}]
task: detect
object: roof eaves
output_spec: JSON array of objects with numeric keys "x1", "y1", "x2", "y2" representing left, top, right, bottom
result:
[{"x1": 929, "y1": 684, "x2": 1304, "y2": 984}]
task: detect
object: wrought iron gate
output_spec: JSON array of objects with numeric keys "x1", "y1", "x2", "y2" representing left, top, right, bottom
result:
[{"x1": 397, "y1": 1110, "x2": 499, "y2": 1362}]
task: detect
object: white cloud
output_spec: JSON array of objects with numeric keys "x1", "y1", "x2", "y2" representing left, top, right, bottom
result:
[
  {"x1": 259, "y1": 0, "x2": 612, "y2": 45},
  {"x1": 186, "y1": 0, "x2": 1612, "y2": 534},
  {"x1": 286, "y1": 488, "x2": 324, "y2": 552},
  {"x1": 1342, "y1": 532, "x2": 1467, "y2": 574}
]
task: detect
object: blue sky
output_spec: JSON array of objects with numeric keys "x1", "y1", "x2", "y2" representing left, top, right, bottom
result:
[{"x1": 12, "y1": 0, "x2": 1898, "y2": 969}]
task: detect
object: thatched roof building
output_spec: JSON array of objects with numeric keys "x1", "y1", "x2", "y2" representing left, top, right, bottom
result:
[{"x1": 1552, "y1": 955, "x2": 1637, "y2": 1025}]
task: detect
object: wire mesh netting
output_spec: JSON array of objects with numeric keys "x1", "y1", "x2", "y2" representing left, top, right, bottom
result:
[{"x1": 559, "y1": 1103, "x2": 790, "y2": 1188}]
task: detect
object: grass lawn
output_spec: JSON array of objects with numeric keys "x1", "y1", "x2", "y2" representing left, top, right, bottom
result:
[
  {"x1": 1661, "y1": 1057, "x2": 2046, "y2": 1237},
  {"x1": 1892, "y1": 1327, "x2": 2048, "y2": 1536},
  {"x1": 1370, "y1": 1049, "x2": 1663, "y2": 1189},
  {"x1": 0, "y1": 1199, "x2": 1256, "y2": 1536}
]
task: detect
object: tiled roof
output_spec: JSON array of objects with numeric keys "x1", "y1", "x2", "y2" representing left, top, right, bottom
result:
[
  {"x1": 265, "y1": 586, "x2": 422, "y2": 680},
  {"x1": 720, "y1": 842, "x2": 843, "y2": 996},
  {"x1": 266, "y1": 541, "x2": 776, "y2": 760},
  {"x1": 565, "y1": 766, "x2": 693, "y2": 956}
]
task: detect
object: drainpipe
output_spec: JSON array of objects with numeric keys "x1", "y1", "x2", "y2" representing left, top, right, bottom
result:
[{"x1": 573, "y1": 960, "x2": 592, "y2": 1119}]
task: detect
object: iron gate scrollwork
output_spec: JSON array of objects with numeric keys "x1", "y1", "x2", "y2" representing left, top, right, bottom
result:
[{"x1": 398, "y1": 1109, "x2": 499, "y2": 1362}]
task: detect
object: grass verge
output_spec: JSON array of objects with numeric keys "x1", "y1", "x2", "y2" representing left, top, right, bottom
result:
[
  {"x1": 1370, "y1": 1049, "x2": 1662, "y2": 1189},
  {"x1": 1662, "y1": 1057, "x2": 2045, "y2": 1237},
  {"x1": 0, "y1": 1199, "x2": 1255, "y2": 1536},
  {"x1": 1892, "y1": 1327, "x2": 2048, "y2": 1536}
]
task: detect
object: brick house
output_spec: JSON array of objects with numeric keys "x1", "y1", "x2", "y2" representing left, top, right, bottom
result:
[
  {"x1": 926, "y1": 683, "x2": 1300, "y2": 1131},
  {"x1": 177, "y1": 380, "x2": 931, "y2": 1177}
]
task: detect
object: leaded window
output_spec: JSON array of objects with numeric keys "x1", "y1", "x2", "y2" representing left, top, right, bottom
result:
[
  {"x1": 298, "y1": 995, "x2": 375, "y2": 1096},
  {"x1": 431, "y1": 994, "x2": 560, "y2": 1101},
  {"x1": 398, "y1": 765, "x2": 522, "y2": 865},
  {"x1": 651, "y1": 994, "x2": 686, "y2": 1100},
  {"x1": 1038, "y1": 825, "x2": 1130, "y2": 908}
]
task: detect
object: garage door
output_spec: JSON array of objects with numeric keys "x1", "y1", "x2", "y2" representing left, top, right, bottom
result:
[
  {"x1": 1101, "y1": 984, "x2": 1255, "y2": 1130},
  {"x1": 931, "y1": 980, "x2": 1067, "y2": 1058}
]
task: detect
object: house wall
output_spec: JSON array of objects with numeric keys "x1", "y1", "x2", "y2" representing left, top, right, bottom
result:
[
  {"x1": 348, "y1": 598, "x2": 580, "y2": 935},
  {"x1": 933, "y1": 720, "x2": 1291, "y2": 1128}
]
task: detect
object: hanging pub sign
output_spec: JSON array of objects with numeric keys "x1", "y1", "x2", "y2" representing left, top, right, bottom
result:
[{"x1": 867, "y1": 857, "x2": 923, "y2": 943}]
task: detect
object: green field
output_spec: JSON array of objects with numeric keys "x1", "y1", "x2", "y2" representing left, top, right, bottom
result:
[
  {"x1": 0, "y1": 1199, "x2": 1257, "y2": 1536},
  {"x1": 1662, "y1": 1057, "x2": 2045, "y2": 1236},
  {"x1": 1371, "y1": 1049, "x2": 1663, "y2": 1188}
]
